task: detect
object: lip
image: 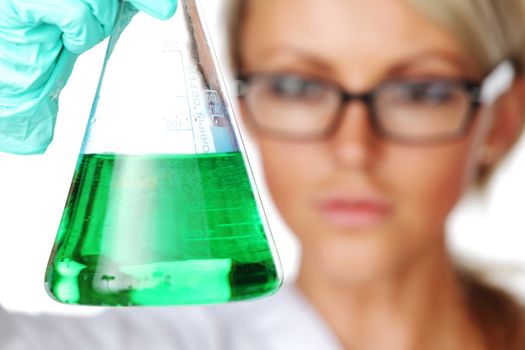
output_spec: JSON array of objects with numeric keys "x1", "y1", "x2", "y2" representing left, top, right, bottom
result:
[{"x1": 317, "y1": 191, "x2": 392, "y2": 229}]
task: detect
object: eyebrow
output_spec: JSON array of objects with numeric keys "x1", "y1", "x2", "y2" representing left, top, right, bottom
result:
[
  {"x1": 385, "y1": 50, "x2": 478, "y2": 77},
  {"x1": 247, "y1": 46, "x2": 478, "y2": 80},
  {"x1": 249, "y1": 46, "x2": 337, "y2": 74}
]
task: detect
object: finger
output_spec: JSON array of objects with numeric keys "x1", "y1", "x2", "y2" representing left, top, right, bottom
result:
[
  {"x1": 126, "y1": 0, "x2": 178, "y2": 20},
  {"x1": 0, "y1": 16, "x2": 62, "y2": 95},
  {"x1": 3, "y1": 0, "x2": 106, "y2": 53},
  {"x1": 0, "y1": 38, "x2": 62, "y2": 95}
]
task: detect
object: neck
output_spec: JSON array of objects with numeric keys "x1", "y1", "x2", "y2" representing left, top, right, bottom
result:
[{"x1": 296, "y1": 244, "x2": 486, "y2": 350}]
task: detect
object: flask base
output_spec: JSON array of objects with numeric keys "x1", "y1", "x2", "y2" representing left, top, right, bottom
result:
[{"x1": 46, "y1": 257, "x2": 280, "y2": 305}]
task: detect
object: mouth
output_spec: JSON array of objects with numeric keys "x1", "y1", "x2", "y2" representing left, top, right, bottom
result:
[{"x1": 317, "y1": 192, "x2": 392, "y2": 229}]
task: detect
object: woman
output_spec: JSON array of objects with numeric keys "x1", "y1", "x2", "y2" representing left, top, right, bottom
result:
[
  {"x1": 1, "y1": 0, "x2": 524, "y2": 349},
  {"x1": 228, "y1": 0, "x2": 525, "y2": 348}
]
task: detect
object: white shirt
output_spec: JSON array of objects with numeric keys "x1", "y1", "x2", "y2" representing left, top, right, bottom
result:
[{"x1": 0, "y1": 286, "x2": 342, "y2": 350}]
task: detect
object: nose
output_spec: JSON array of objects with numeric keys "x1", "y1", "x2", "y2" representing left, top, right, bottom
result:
[{"x1": 328, "y1": 100, "x2": 379, "y2": 168}]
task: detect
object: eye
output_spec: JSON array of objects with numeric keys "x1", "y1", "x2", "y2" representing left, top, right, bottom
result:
[
  {"x1": 396, "y1": 81, "x2": 462, "y2": 105},
  {"x1": 268, "y1": 75, "x2": 326, "y2": 100}
]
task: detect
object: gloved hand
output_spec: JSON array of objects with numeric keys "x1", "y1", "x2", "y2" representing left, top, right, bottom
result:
[{"x1": 0, "y1": 0, "x2": 178, "y2": 155}]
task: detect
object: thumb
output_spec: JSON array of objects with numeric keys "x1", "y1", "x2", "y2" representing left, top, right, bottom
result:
[{"x1": 126, "y1": 0, "x2": 178, "y2": 20}]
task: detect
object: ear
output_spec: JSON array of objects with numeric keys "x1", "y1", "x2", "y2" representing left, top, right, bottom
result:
[{"x1": 483, "y1": 76, "x2": 525, "y2": 161}]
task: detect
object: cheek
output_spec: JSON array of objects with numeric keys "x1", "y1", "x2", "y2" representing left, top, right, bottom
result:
[
  {"x1": 387, "y1": 143, "x2": 474, "y2": 234},
  {"x1": 257, "y1": 141, "x2": 326, "y2": 230},
  {"x1": 259, "y1": 142, "x2": 314, "y2": 200}
]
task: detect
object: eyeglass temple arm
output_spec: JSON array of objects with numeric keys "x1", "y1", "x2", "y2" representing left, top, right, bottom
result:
[
  {"x1": 236, "y1": 78, "x2": 249, "y2": 98},
  {"x1": 480, "y1": 60, "x2": 516, "y2": 104}
]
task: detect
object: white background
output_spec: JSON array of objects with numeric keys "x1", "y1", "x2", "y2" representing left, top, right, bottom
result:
[{"x1": 0, "y1": 0, "x2": 524, "y2": 315}]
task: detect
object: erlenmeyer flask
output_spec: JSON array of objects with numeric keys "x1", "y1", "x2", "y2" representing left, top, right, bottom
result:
[{"x1": 45, "y1": 0, "x2": 282, "y2": 306}]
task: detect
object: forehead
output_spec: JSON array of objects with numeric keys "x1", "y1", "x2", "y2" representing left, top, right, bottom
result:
[{"x1": 239, "y1": 0, "x2": 477, "y2": 82}]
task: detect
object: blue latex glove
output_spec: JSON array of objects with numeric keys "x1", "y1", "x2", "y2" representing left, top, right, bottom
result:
[{"x1": 0, "y1": 0, "x2": 178, "y2": 155}]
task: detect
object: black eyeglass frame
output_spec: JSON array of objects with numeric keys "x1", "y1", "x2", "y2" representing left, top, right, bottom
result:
[{"x1": 236, "y1": 74, "x2": 483, "y2": 145}]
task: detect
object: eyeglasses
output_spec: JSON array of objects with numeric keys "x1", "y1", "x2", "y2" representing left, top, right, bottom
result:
[{"x1": 236, "y1": 61, "x2": 515, "y2": 144}]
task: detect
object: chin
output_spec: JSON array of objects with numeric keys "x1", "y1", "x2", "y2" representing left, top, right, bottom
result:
[{"x1": 303, "y1": 234, "x2": 403, "y2": 285}]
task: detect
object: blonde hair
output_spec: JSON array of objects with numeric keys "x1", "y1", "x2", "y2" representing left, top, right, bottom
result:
[
  {"x1": 225, "y1": 1, "x2": 525, "y2": 347},
  {"x1": 409, "y1": 0, "x2": 525, "y2": 73}
]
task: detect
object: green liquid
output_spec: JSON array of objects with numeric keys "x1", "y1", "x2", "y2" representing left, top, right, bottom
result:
[{"x1": 45, "y1": 152, "x2": 281, "y2": 306}]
